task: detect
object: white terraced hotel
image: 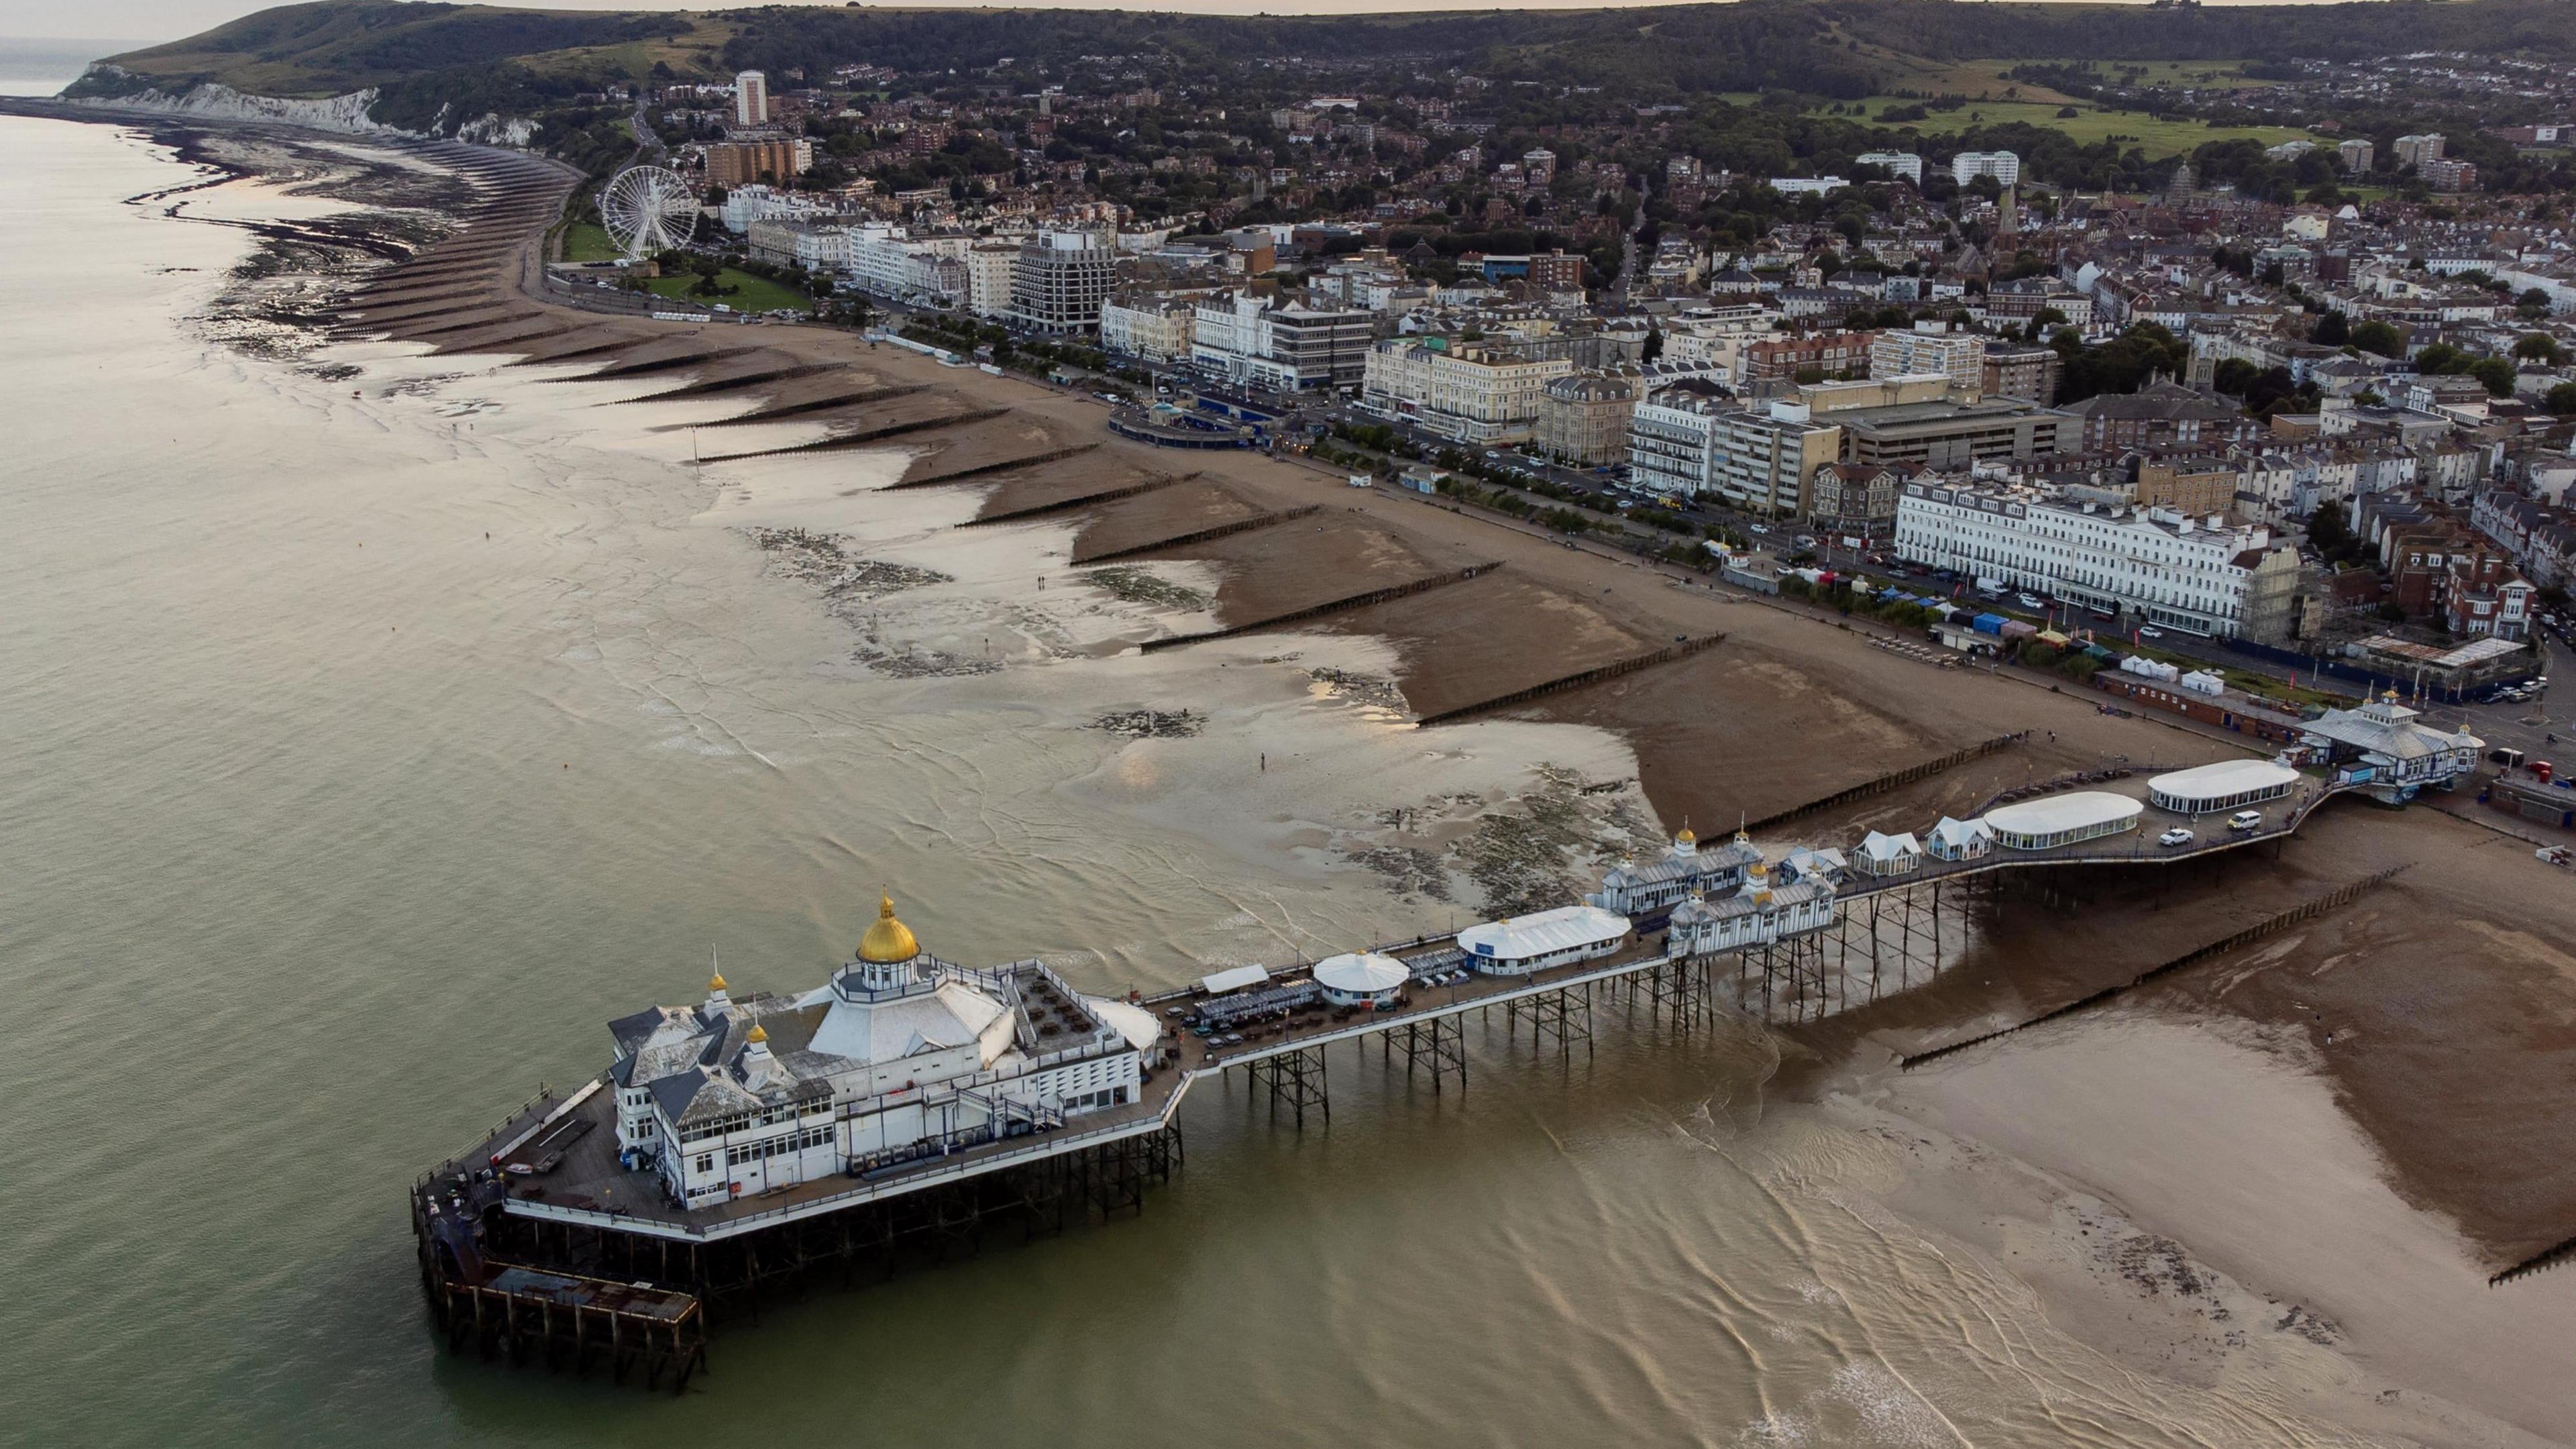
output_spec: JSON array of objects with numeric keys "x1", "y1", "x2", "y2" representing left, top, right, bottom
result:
[{"x1": 1894, "y1": 479, "x2": 2300, "y2": 638}]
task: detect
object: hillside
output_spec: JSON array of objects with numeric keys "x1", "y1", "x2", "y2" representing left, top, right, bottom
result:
[{"x1": 58, "y1": 0, "x2": 2576, "y2": 159}]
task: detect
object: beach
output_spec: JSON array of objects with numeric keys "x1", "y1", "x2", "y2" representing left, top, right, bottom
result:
[{"x1": 9, "y1": 105, "x2": 2576, "y2": 1445}]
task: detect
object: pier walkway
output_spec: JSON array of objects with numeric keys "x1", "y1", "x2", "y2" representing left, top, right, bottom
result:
[{"x1": 441, "y1": 769, "x2": 2370, "y2": 1251}]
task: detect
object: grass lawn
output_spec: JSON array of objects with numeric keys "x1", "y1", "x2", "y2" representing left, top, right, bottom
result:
[
  {"x1": 643, "y1": 268, "x2": 812, "y2": 315},
  {"x1": 562, "y1": 220, "x2": 623, "y2": 264},
  {"x1": 2092, "y1": 59, "x2": 2276, "y2": 92},
  {"x1": 1821, "y1": 99, "x2": 2310, "y2": 158}
]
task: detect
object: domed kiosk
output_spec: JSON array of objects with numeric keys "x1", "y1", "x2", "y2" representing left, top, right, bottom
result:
[{"x1": 1313, "y1": 951, "x2": 1411, "y2": 1006}]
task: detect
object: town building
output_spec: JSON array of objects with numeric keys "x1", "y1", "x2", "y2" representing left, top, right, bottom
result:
[
  {"x1": 1870, "y1": 323, "x2": 1986, "y2": 394},
  {"x1": 1626, "y1": 394, "x2": 1843, "y2": 515},
  {"x1": 1099, "y1": 294, "x2": 1199, "y2": 362},
  {"x1": 706, "y1": 139, "x2": 809, "y2": 188},
  {"x1": 1739, "y1": 330, "x2": 1876, "y2": 384},
  {"x1": 1008, "y1": 230, "x2": 1118, "y2": 333},
  {"x1": 1835, "y1": 398, "x2": 2080, "y2": 470},
  {"x1": 1982, "y1": 343, "x2": 2063, "y2": 403},
  {"x1": 1191, "y1": 291, "x2": 1375, "y2": 391},
  {"x1": 747, "y1": 217, "x2": 847, "y2": 272},
  {"x1": 1856, "y1": 151, "x2": 1923, "y2": 184},
  {"x1": 1535, "y1": 373, "x2": 1638, "y2": 466},
  {"x1": 2063, "y1": 378, "x2": 2257, "y2": 449},
  {"x1": 734, "y1": 70, "x2": 769, "y2": 128},
  {"x1": 2393, "y1": 133, "x2": 2446, "y2": 169},
  {"x1": 2338, "y1": 138, "x2": 2375, "y2": 174},
  {"x1": 1951, "y1": 150, "x2": 2022, "y2": 187},
  {"x1": 1360, "y1": 337, "x2": 1572, "y2": 443},
  {"x1": 1893, "y1": 479, "x2": 2300, "y2": 638},
  {"x1": 1809, "y1": 462, "x2": 1912, "y2": 535}
]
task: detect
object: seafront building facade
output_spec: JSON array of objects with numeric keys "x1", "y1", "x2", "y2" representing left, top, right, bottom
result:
[
  {"x1": 1627, "y1": 394, "x2": 1843, "y2": 515},
  {"x1": 1008, "y1": 230, "x2": 1118, "y2": 333},
  {"x1": 1893, "y1": 479, "x2": 2299, "y2": 637},
  {"x1": 1190, "y1": 291, "x2": 1375, "y2": 391},
  {"x1": 1360, "y1": 337, "x2": 1572, "y2": 443}
]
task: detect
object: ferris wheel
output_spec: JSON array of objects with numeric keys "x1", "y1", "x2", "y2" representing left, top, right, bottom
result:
[{"x1": 598, "y1": 164, "x2": 698, "y2": 258}]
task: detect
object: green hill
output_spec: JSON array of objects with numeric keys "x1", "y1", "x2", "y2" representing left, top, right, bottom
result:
[{"x1": 61, "y1": 0, "x2": 2576, "y2": 150}]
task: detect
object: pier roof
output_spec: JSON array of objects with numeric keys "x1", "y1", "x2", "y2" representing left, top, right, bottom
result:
[{"x1": 1457, "y1": 905, "x2": 1630, "y2": 962}]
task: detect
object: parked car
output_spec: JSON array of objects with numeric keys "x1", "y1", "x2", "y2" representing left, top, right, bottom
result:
[
  {"x1": 2229, "y1": 810, "x2": 2263, "y2": 832},
  {"x1": 2158, "y1": 827, "x2": 2196, "y2": 847},
  {"x1": 2138, "y1": 626, "x2": 2166, "y2": 639}
]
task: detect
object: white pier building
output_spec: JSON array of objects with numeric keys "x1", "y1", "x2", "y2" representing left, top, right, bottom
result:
[{"x1": 609, "y1": 899, "x2": 1156, "y2": 1209}]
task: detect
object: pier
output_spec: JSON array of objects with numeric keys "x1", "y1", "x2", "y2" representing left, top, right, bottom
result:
[{"x1": 411, "y1": 759, "x2": 2385, "y2": 1389}]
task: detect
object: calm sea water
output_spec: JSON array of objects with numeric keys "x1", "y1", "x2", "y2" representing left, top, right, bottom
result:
[{"x1": 0, "y1": 115, "x2": 2392, "y2": 1448}]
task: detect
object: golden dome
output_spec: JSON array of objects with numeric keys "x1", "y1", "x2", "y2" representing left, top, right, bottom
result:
[
  {"x1": 1674, "y1": 820, "x2": 1696, "y2": 845},
  {"x1": 859, "y1": 895, "x2": 920, "y2": 963},
  {"x1": 746, "y1": 1022, "x2": 769, "y2": 1044},
  {"x1": 708, "y1": 970, "x2": 728, "y2": 992}
]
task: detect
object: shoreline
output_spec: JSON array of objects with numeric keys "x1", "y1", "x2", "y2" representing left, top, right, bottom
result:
[{"x1": 21, "y1": 101, "x2": 2576, "y2": 1442}]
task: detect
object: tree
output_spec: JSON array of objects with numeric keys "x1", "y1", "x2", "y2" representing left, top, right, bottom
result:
[
  {"x1": 2349, "y1": 320, "x2": 2405, "y2": 358},
  {"x1": 2212, "y1": 358, "x2": 2261, "y2": 396},
  {"x1": 2414, "y1": 342, "x2": 2467, "y2": 375},
  {"x1": 2312, "y1": 311, "x2": 2349, "y2": 346},
  {"x1": 2469, "y1": 356, "x2": 2518, "y2": 397},
  {"x1": 2547, "y1": 381, "x2": 2576, "y2": 417},
  {"x1": 2519, "y1": 287, "x2": 2553, "y2": 320},
  {"x1": 2516, "y1": 333, "x2": 2563, "y2": 364}
]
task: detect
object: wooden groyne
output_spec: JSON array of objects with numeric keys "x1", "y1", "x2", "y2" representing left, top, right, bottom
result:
[
  {"x1": 619, "y1": 361, "x2": 838, "y2": 404},
  {"x1": 694, "y1": 408, "x2": 1012, "y2": 464},
  {"x1": 1072, "y1": 505, "x2": 1320, "y2": 563},
  {"x1": 962, "y1": 474, "x2": 1192, "y2": 527},
  {"x1": 1139, "y1": 563, "x2": 1503, "y2": 653},
  {"x1": 1901, "y1": 863, "x2": 2410, "y2": 1069},
  {"x1": 556, "y1": 347, "x2": 764, "y2": 382},
  {"x1": 682, "y1": 384, "x2": 932, "y2": 428},
  {"x1": 2492, "y1": 1235, "x2": 2576, "y2": 1287},
  {"x1": 889, "y1": 443, "x2": 1104, "y2": 490},
  {"x1": 1416, "y1": 634, "x2": 1729, "y2": 727},
  {"x1": 1745, "y1": 733, "x2": 2030, "y2": 835}
]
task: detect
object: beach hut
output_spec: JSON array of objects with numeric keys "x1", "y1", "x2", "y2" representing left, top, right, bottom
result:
[
  {"x1": 1925, "y1": 816, "x2": 1995, "y2": 861},
  {"x1": 1857, "y1": 830, "x2": 1923, "y2": 877}
]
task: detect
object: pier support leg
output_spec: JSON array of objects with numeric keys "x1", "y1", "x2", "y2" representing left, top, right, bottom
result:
[
  {"x1": 1399, "y1": 1013, "x2": 1466, "y2": 1094},
  {"x1": 1247, "y1": 1044, "x2": 1329, "y2": 1129},
  {"x1": 1527, "y1": 983, "x2": 1593, "y2": 1061}
]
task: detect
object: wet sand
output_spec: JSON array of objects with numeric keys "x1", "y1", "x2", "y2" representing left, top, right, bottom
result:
[{"x1": 103, "y1": 111, "x2": 2576, "y2": 1440}]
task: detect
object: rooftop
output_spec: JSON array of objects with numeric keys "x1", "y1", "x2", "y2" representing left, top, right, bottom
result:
[
  {"x1": 2148, "y1": 758, "x2": 2302, "y2": 802},
  {"x1": 1982, "y1": 790, "x2": 2145, "y2": 837}
]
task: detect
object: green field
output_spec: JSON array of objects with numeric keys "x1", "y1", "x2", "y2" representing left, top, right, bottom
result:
[
  {"x1": 561, "y1": 221, "x2": 624, "y2": 264},
  {"x1": 1831, "y1": 99, "x2": 2310, "y2": 158},
  {"x1": 643, "y1": 269, "x2": 812, "y2": 315}
]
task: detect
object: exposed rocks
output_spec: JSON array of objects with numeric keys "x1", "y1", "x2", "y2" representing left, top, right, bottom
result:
[
  {"x1": 1456, "y1": 764, "x2": 1632, "y2": 918},
  {"x1": 1080, "y1": 564, "x2": 1206, "y2": 612},
  {"x1": 1088, "y1": 708, "x2": 1203, "y2": 739},
  {"x1": 1345, "y1": 845, "x2": 1453, "y2": 903},
  {"x1": 1308, "y1": 665, "x2": 1407, "y2": 713},
  {"x1": 747, "y1": 527, "x2": 950, "y2": 614}
]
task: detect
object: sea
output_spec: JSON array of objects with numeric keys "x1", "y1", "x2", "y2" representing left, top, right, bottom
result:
[{"x1": 0, "y1": 106, "x2": 2413, "y2": 1447}]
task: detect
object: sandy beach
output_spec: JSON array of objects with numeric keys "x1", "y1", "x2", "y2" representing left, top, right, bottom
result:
[{"x1": 28, "y1": 102, "x2": 2576, "y2": 1442}]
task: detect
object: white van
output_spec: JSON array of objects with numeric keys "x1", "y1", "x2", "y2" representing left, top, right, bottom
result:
[{"x1": 2228, "y1": 809, "x2": 2263, "y2": 832}]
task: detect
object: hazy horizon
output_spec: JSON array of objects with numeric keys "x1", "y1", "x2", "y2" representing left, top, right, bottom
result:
[{"x1": 0, "y1": 0, "x2": 2377, "y2": 48}]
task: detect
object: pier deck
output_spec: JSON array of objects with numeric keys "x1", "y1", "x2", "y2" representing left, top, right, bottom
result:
[{"x1": 436, "y1": 766, "x2": 2369, "y2": 1249}]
